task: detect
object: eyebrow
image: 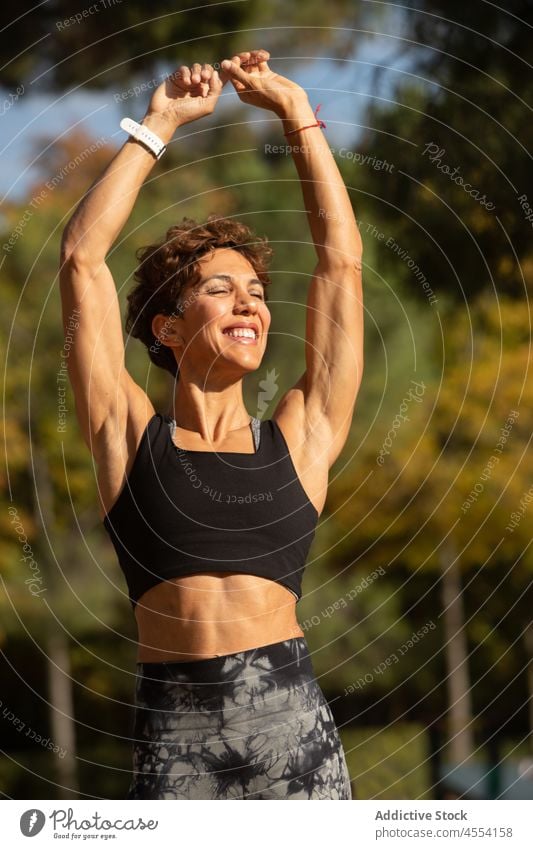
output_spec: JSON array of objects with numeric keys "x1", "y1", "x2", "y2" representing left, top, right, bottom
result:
[{"x1": 200, "y1": 274, "x2": 264, "y2": 287}]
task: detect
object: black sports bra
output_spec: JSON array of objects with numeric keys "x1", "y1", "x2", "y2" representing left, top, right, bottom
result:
[{"x1": 102, "y1": 413, "x2": 319, "y2": 607}]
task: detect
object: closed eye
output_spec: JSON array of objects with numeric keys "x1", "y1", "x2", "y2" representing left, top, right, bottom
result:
[{"x1": 206, "y1": 287, "x2": 264, "y2": 299}]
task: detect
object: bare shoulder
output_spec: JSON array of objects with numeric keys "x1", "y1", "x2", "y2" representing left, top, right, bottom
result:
[
  {"x1": 94, "y1": 379, "x2": 156, "y2": 521},
  {"x1": 271, "y1": 375, "x2": 331, "y2": 518}
]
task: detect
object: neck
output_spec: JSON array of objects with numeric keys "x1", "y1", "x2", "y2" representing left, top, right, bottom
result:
[{"x1": 170, "y1": 374, "x2": 251, "y2": 440}]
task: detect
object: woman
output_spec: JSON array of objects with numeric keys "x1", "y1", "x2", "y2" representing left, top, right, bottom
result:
[{"x1": 60, "y1": 49, "x2": 363, "y2": 800}]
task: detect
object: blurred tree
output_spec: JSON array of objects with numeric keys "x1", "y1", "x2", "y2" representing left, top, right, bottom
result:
[
  {"x1": 313, "y1": 1, "x2": 533, "y2": 765},
  {"x1": 326, "y1": 288, "x2": 532, "y2": 757},
  {"x1": 1, "y1": 149, "x2": 135, "y2": 794},
  {"x1": 0, "y1": 0, "x2": 373, "y2": 90},
  {"x1": 354, "y1": 0, "x2": 532, "y2": 303}
]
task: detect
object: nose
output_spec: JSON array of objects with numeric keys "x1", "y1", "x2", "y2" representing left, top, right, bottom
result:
[{"x1": 233, "y1": 292, "x2": 258, "y2": 314}]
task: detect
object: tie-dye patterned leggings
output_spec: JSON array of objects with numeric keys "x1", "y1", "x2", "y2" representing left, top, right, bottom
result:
[{"x1": 127, "y1": 636, "x2": 352, "y2": 799}]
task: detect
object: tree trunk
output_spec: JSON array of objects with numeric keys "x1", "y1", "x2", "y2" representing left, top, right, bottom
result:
[
  {"x1": 439, "y1": 536, "x2": 474, "y2": 763},
  {"x1": 46, "y1": 632, "x2": 79, "y2": 796},
  {"x1": 33, "y1": 442, "x2": 79, "y2": 796},
  {"x1": 523, "y1": 621, "x2": 533, "y2": 756}
]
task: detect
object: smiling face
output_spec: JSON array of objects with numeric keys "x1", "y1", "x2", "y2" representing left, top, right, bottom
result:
[{"x1": 153, "y1": 247, "x2": 271, "y2": 384}]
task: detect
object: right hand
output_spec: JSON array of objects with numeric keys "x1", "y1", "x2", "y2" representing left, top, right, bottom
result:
[
  {"x1": 220, "y1": 51, "x2": 307, "y2": 116},
  {"x1": 144, "y1": 63, "x2": 223, "y2": 130}
]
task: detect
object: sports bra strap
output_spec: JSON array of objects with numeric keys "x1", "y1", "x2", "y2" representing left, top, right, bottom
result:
[{"x1": 250, "y1": 416, "x2": 261, "y2": 451}]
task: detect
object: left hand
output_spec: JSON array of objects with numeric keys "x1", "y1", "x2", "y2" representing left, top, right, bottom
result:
[
  {"x1": 220, "y1": 51, "x2": 308, "y2": 116},
  {"x1": 144, "y1": 63, "x2": 223, "y2": 131}
]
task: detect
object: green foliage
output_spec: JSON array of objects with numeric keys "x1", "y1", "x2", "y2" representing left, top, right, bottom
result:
[
  {"x1": 1, "y1": 0, "x2": 368, "y2": 90},
  {"x1": 354, "y1": 0, "x2": 532, "y2": 303},
  {"x1": 341, "y1": 723, "x2": 432, "y2": 800}
]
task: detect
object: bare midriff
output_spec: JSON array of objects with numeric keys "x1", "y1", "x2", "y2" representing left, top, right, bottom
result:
[{"x1": 134, "y1": 571, "x2": 305, "y2": 662}]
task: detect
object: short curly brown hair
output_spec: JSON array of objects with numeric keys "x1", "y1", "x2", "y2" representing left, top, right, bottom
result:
[{"x1": 125, "y1": 214, "x2": 273, "y2": 378}]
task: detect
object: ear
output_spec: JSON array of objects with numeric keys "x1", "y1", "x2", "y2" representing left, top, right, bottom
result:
[{"x1": 151, "y1": 313, "x2": 183, "y2": 347}]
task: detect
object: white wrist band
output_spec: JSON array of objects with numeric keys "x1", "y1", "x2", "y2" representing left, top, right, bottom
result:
[{"x1": 119, "y1": 117, "x2": 167, "y2": 160}]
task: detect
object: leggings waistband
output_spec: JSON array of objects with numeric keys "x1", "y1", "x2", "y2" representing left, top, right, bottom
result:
[{"x1": 136, "y1": 636, "x2": 314, "y2": 686}]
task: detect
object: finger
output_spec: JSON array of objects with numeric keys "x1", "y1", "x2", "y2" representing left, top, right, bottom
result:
[
  {"x1": 191, "y1": 62, "x2": 202, "y2": 84},
  {"x1": 219, "y1": 54, "x2": 243, "y2": 84},
  {"x1": 243, "y1": 50, "x2": 261, "y2": 67},
  {"x1": 176, "y1": 65, "x2": 191, "y2": 87},
  {"x1": 208, "y1": 68, "x2": 222, "y2": 94},
  {"x1": 230, "y1": 78, "x2": 246, "y2": 93},
  {"x1": 220, "y1": 59, "x2": 249, "y2": 85},
  {"x1": 230, "y1": 54, "x2": 244, "y2": 69},
  {"x1": 255, "y1": 49, "x2": 270, "y2": 72},
  {"x1": 201, "y1": 63, "x2": 212, "y2": 81},
  {"x1": 219, "y1": 65, "x2": 231, "y2": 85},
  {"x1": 241, "y1": 49, "x2": 269, "y2": 70}
]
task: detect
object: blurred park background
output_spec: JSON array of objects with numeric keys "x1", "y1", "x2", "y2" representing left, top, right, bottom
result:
[{"x1": 1, "y1": 0, "x2": 532, "y2": 800}]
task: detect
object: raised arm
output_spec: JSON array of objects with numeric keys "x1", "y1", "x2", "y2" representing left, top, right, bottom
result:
[
  {"x1": 221, "y1": 56, "x2": 363, "y2": 467},
  {"x1": 59, "y1": 63, "x2": 223, "y2": 461}
]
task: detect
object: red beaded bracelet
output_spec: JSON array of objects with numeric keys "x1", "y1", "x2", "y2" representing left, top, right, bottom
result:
[{"x1": 284, "y1": 103, "x2": 326, "y2": 137}]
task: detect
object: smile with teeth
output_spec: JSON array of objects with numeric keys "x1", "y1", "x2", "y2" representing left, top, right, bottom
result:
[{"x1": 222, "y1": 327, "x2": 258, "y2": 343}]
